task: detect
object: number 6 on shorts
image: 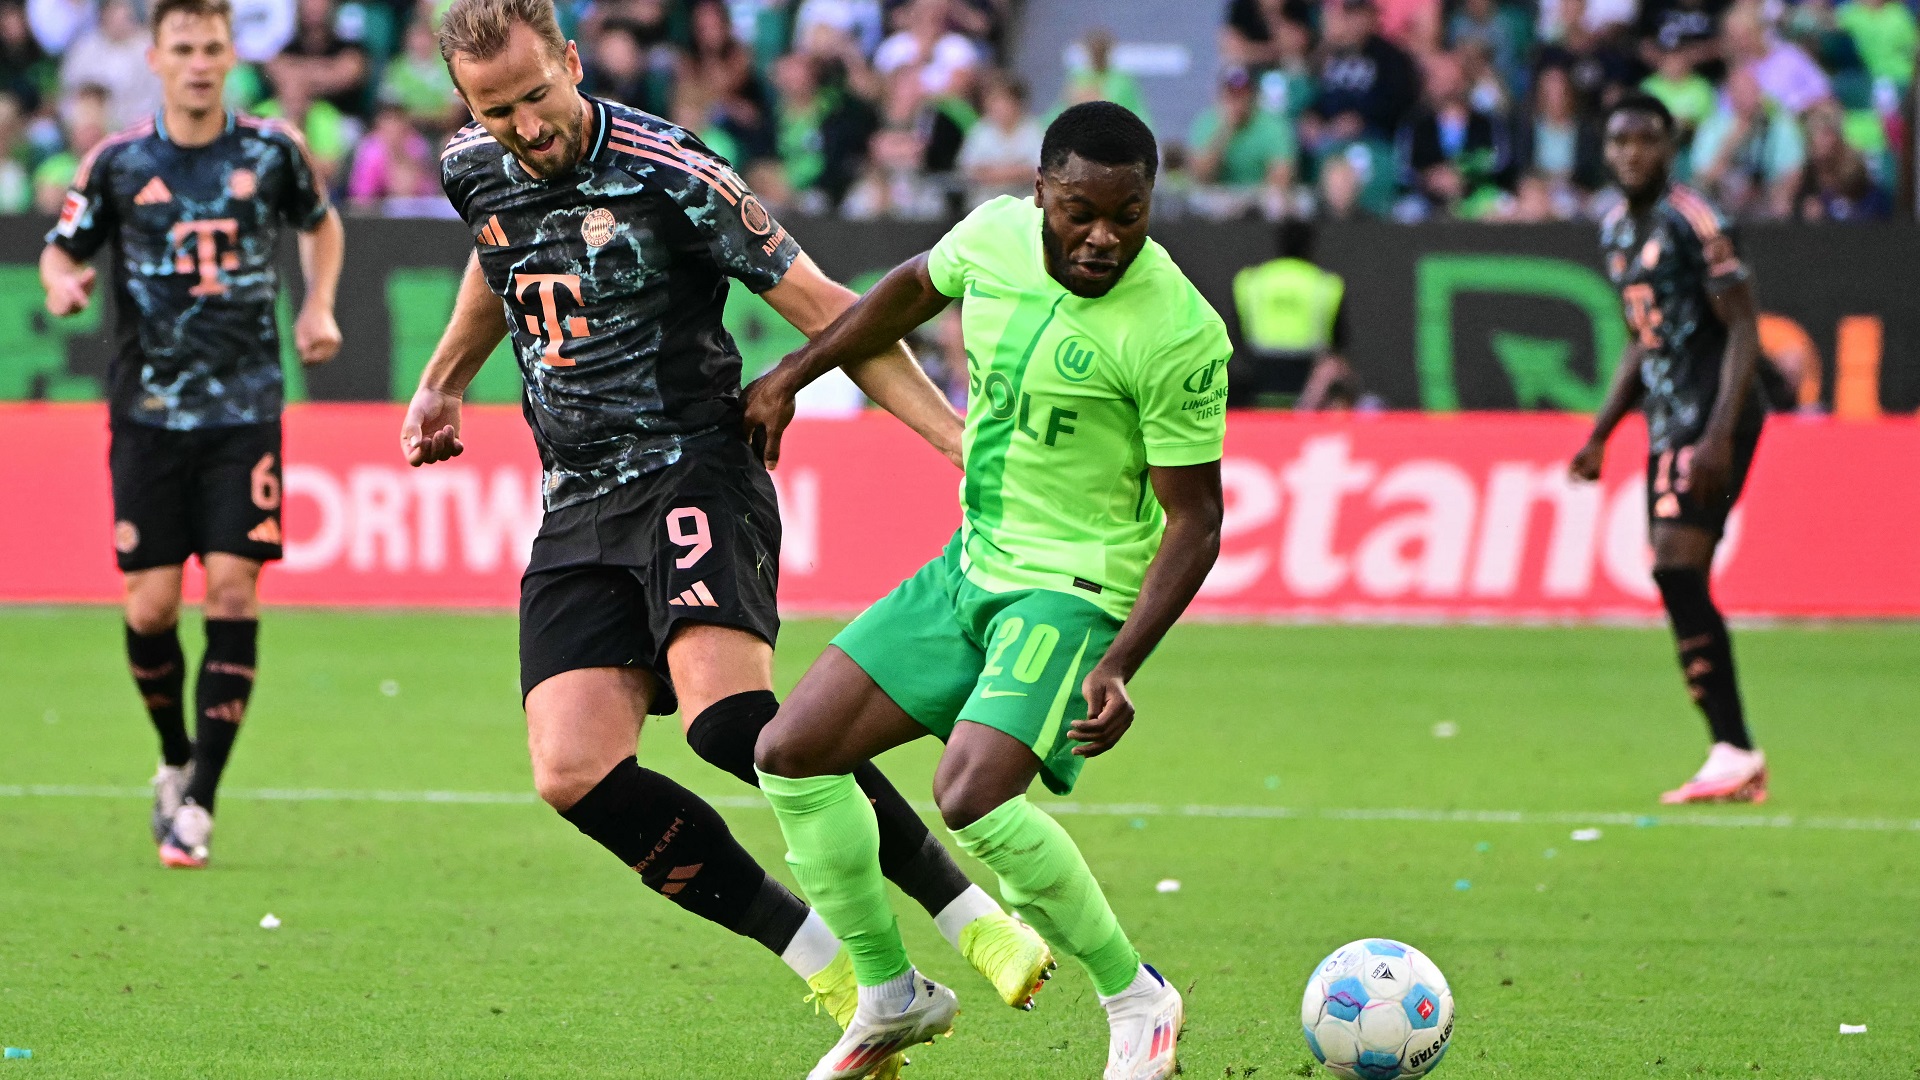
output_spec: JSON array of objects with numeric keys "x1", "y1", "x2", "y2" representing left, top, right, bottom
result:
[{"x1": 667, "y1": 507, "x2": 713, "y2": 568}]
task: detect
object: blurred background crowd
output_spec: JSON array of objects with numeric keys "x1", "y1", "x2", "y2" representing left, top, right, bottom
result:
[{"x1": 0, "y1": 0, "x2": 1911, "y2": 222}]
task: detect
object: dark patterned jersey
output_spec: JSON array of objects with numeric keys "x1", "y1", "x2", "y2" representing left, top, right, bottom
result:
[
  {"x1": 47, "y1": 111, "x2": 330, "y2": 430},
  {"x1": 440, "y1": 95, "x2": 801, "y2": 511},
  {"x1": 1600, "y1": 183, "x2": 1764, "y2": 453}
]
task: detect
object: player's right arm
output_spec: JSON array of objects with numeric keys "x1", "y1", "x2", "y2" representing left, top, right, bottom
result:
[
  {"x1": 1571, "y1": 341, "x2": 1646, "y2": 482},
  {"x1": 744, "y1": 252, "x2": 955, "y2": 467},
  {"x1": 39, "y1": 142, "x2": 116, "y2": 317},
  {"x1": 39, "y1": 243, "x2": 96, "y2": 317},
  {"x1": 402, "y1": 251, "x2": 508, "y2": 466}
]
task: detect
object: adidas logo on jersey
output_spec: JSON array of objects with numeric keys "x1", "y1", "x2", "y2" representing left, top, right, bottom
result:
[
  {"x1": 134, "y1": 176, "x2": 173, "y2": 205},
  {"x1": 667, "y1": 581, "x2": 720, "y2": 608},
  {"x1": 477, "y1": 215, "x2": 509, "y2": 246}
]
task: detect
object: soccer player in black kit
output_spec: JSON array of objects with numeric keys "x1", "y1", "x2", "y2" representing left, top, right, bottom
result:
[
  {"x1": 37, "y1": 0, "x2": 345, "y2": 867},
  {"x1": 401, "y1": 0, "x2": 1053, "y2": 1059},
  {"x1": 1571, "y1": 93, "x2": 1768, "y2": 805}
]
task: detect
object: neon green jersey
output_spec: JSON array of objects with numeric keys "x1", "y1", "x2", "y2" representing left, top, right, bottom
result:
[{"x1": 926, "y1": 195, "x2": 1231, "y2": 620}]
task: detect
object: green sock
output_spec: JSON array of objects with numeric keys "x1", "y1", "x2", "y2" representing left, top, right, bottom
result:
[
  {"x1": 757, "y1": 769, "x2": 912, "y2": 986},
  {"x1": 951, "y1": 795, "x2": 1141, "y2": 997}
]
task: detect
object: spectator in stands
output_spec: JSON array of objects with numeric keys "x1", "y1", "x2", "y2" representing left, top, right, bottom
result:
[
  {"x1": 1230, "y1": 218, "x2": 1351, "y2": 408},
  {"x1": 1512, "y1": 61, "x2": 1605, "y2": 199},
  {"x1": 229, "y1": 0, "x2": 296, "y2": 64},
  {"x1": 0, "y1": 94, "x2": 30, "y2": 213},
  {"x1": 770, "y1": 51, "x2": 876, "y2": 210},
  {"x1": 1262, "y1": 14, "x2": 1317, "y2": 119},
  {"x1": 1397, "y1": 51, "x2": 1510, "y2": 219},
  {"x1": 1376, "y1": 0, "x2": 1441, "y2": 54},
  {"x1": 266, "y1": 0, "x2": 372, "y2": 122},
  {"x1": 841, "y1": 69, "x2": 946, "y2": 218},
  {"x1": 679, "y1": 0, "x2": 774, "y2": 160},
  {"x1": 874, "y1": 0, "x2": 980, "y2": 98},
  {"x1": 1795, "y1": 99, "x2": 1889, "y2": 219},
  {"x1": 1220, "y1": 0, "x2": 1310, "y2": 69},
  {"x1": 380, "y1": 12, "x2": 464, "y2": 137},
  {"x1": 58, "y1": 0, "x2": 158, "y2": 132},
  {"x1": 794, "y1": 0, "x2": 884, "y2": 58},
  {"x1": 1, "y1": 1, "x2": 52, "y2": 112},
  {"x1": 1722, "y1": 1, "x2": 1831, "y2": 115},
  {"x1": 583, "y1": 21, "x2": 670, "y2": 116},
  {"x1": 347, "y1": 102, "x2": 445, "y2": 215},
  {"x1": 1447, "y1": 0, "x2": 1532, "y2": 102},
  {"x1": 1190, "y1": 67, "x2": 1296, "y2": 203},
  {"x1": 1309, "y1": 0, "x2": 1420, "y2": 145},
  {"x1": 1691, "y1": 67, "x2": 1803, "y2": 218},
  {"x1": 1316, "y1": 151, "x2": 1373, "y2": 220},
  {"x1": 1538, "y1": 0, "x2": 1636, "y2": 42},
  {"x1": 1495, "y1": 170, "x2": 1566, "y2": 219},
  {"x1": 958, "y1": 71, "x2": 1039, "y2": 207},
  {"x1": 26, "y1": 0, "x2": 90, "y2": 55},
  {"x1": 1832, "y1": 0, "x2": 1916, "y2": 93},
  {"x1": 1636, "y1": 0, "x2": 1723, "y2": 74},
  {"x1": 1060, "y1": 27, "x2": 1149, "y2": 126},
  {"x1": 30, "y1": 82, "x2": 103, "y2": 212},
  {"x1": 1640, "y1": 45, "x2": 1715, "y2": 140}
]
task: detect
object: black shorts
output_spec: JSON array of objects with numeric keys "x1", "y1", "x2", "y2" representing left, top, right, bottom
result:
[
  {"x1": 1646, "y1": 424, "x2": 1762, "y2": 539},
  {"x1": 518, "y1": 433, "x2": 781, "y2": 714},
  {"x1": 109, "y1": 420, "x2": 284, "y2": 572}
]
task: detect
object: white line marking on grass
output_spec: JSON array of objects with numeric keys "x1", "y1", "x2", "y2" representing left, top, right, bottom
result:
[{"x1": 5, "y1": 783, "x2": 1919, "y2": 834}]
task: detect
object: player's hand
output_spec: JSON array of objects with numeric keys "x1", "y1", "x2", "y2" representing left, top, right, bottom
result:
[
  {"x1": 44, "y1": 267, "x2": 96, "y2": 317},
  {"x1": 402, "y1": 386, "x2": 465, "y2": 466},
  {"x1": 295, "y1": 304, "x2": 343, "y2": 366},
  {"x1": 1569, "y1": 438, "x2": 1606, "y2": 483},
  {"x1": 1688, "y1": 435, "x2": 1733, "y2": 507},
  {"x1": 742, "y1": 366, "x2": 800, "y2": 470},
  {"x1": 1069, "y1": 661, "x2": 1135, "y2": 758}
]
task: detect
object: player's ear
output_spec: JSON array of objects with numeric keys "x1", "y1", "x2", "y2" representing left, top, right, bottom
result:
[
  {"x1": 147, "y1": 42, "x2": 161, "y2": 75},
  {"x1": 565, "y1": 40, "x2": 583, "y2": 85}
]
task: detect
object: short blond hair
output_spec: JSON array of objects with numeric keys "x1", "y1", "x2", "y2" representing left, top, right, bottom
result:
[
  {"x1": 437, "y1": 0, "x2": 566, "y2": 66},
  {"x1": 151, "y1": 0, "x2": 233, "y2": 38}
]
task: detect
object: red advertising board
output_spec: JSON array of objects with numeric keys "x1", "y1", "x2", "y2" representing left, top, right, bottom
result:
[{"x1": 2, "y1": 404, "x2": 1915, "y2": 619}]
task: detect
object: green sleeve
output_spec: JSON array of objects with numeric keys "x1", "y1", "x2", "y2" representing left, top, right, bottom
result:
[
  {"x1": 1131, "y1": 316, "x2": 1231, "y2": 468},
  {"x1": 925, "y1": 202, "x2": 987, "y2": 298}
]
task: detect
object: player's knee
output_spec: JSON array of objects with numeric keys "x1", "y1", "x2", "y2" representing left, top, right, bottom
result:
[
  {"x1": 751, "y1": 718, "x2": 809, "y2": 780},
  {"x1": 530, "y1": 756, "x2": 610, "y2": 812},
  {"x1": 124, "y1": 596, "x2": 180, "y2": 636},
  {"x1": 202, "y1": 579, "x2": 259, "y2": 620},
  {"x1": 933, "y1": 767, "x2": 1007, "y2": 832},
  {"x1": 686, "y1": 690, "x2": 778, "y2": 785}
]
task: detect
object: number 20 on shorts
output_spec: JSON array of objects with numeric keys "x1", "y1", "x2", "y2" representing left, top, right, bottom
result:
[{"x1": 982, "y1": 617, "x2": 1062, "y2": 684}]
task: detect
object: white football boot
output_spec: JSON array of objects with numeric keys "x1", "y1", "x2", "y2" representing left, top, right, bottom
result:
[
  {"x1": 159, "y1": 802, "x2": 212, "y2": 869},
  {"x1": 806, "y1": 968, "x2": 957, "y2": 1080},
  {"x1": 150, "y1": 762, "x2": 191, "y2": 843},
  {"x1": 1660, "y1": 742, "x2": 1767, "y2": 804},
  {"x1": 1101, "y1": 964, "x2": 1183, "y2": 1080}
]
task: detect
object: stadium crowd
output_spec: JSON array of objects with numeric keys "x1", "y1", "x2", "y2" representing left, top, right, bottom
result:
[{"x1": 0, "y1": 0, "x2": 1910, "y2": 221}]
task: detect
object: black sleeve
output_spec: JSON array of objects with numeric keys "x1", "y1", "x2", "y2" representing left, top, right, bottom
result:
[
  {"x1": 45, "y1": 141, "x2": 118, "y2": 260},
  {"x1": 652, "y1": 131, "x2": 800, "y2": 293},
  {"x1": 268, "y1": 121, "x2": 331, "y2": 229}
]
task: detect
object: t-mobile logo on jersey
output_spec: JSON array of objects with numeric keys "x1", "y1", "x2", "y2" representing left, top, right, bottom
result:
[
  {"x1": 512, "y1": 272, "x2": 590, "y2": 367},
  {"x1": 169, "y1": 219, "x2": 239, "y2": 296}
]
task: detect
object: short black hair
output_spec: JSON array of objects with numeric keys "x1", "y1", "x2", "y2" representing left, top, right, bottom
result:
[
  {"x1": 1040, "y1": 101, "x2": 1158, "y2": 181},
  {"x1": 1276, "y1": 218, "x2": 1315, "y2": 260},
  {"x1": 1605, "y1": 91, "x2": 1674, "y2": 134}
]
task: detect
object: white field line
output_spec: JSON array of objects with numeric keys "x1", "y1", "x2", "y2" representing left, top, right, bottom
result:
[{"x1": 4, "y1": 783, "x2": 1918, "y2": 834}]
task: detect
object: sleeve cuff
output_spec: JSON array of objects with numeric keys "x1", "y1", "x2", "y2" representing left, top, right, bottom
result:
[{"x1": 1144, "y1": 440, "x2": 1224, "y2": 468}]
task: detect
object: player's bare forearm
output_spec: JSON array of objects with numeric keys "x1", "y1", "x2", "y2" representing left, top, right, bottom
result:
[
  {"x1": 297, "y1": 207, "x2": 345, "y2": 312},
  {"x1": 420, "y1": 252, "x2": 508, "y2": 396},
  {"x1": 403, "y1": 252, "x2": 504, "y2": 466},
  {"x1": 1102, "y1": 461, "x2": 1224, "y2": 680},
  {"x1": 843, "y1": 350, "x2": 964, "y2": 467},
  {"x1": 765, "y1": 253, "x2": 953, "y2": 395},
  {"x1": 1069, "y1": 460, "x2": 1223, "y2": 757},
  {"x1": 293, "y1": 209, "x2": 346, "y2": 364},
  {"x1": 1702, "y1": 279, "x2": 1760, "y2": 447},
  {"x1": 1583, "y1": 344, "x2": 1646, "y2": 446},
  {"x1": 38, "y1": 244, "x2": 96, "y2": 317}
]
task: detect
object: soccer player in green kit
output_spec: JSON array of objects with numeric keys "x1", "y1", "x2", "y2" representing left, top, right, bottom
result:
[{"x1": 744, "y1": 103, "x2": 1228, "y2": 1080}]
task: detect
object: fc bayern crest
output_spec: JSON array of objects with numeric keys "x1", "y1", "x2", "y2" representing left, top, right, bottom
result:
[
  {"x1": 581, "y1": 207, "x2": 616, "y2": 247},
  {"x1": 739, "y1": 194, "x2": 773, "y2": 236},
  {"x1": 228, "y1": 168, "x2": 257, "y2": 199}
]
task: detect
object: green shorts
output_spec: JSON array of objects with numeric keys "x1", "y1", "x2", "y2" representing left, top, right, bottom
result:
[{"x1": 833, "y1": 533, "x2": 1122, "y2": 795}]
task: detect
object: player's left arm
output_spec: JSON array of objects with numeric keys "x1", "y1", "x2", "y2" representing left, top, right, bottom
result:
[
  {"x1": 760, "y1": 251, "x2": 963, "y2": 469},
  {"x1": 294, "y1": 207, "x2": 345, "y2": 365},
  {"x1": 1692, "y1": 230, "x2": 1760, "y2": 504},
  {"x1": 1070, "y1": 459, "x2": 1224, "y2": 758}
]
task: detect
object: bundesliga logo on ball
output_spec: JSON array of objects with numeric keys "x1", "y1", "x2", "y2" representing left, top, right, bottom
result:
[{"x1": 1301, "y1": 939, "x2": 1454, "y2": 1078}]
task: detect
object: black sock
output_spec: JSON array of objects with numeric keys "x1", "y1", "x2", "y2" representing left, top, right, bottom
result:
[
  {"x1": 183, "y1": 618, "x2": 258, "y2": 813},
  {"x1": 686, "y1": 691, "x2": 976, "y2": 918},
  {"x1": 1652, "y1": 567, "x2": 1753, "y2": 750},
  {"x1": 126, "y1": 624, "x2": 192, "y2": 767},
  {"x1": 560, "y1": 756, "x2": 808, "y2": 956}
]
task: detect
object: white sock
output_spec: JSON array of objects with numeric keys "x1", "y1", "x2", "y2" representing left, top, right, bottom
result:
[
  {"x1": 1098, "y1": 964, "x2": 1161, "y2": 1008},
  {"x1": 780, "y1": 910, "x2": 841, "y2": 981},
  {"x1": 857, "y1": 967, "x2": 918, "y2": 1012},
  {"x1": 933, "y1": 884, "x2": 1001, "y2": 951}
]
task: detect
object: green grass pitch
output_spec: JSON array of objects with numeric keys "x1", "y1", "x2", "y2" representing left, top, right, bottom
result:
[{"x1": 3, "y1": 608, "x2": 1917, "y2": 1078}]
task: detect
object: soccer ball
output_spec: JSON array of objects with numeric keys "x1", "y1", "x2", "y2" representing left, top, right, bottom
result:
[{"x1": 1300, "y1": 938, "x2": 1454, "y2": 1079}]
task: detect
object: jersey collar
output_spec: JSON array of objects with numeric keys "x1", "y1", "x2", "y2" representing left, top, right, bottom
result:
[
  {"x1": 154, "y1": 108, "x2": 236, "y2": 145},
  {"x1": 582, "y1": 93, "x2": 610, "y2": 163}
]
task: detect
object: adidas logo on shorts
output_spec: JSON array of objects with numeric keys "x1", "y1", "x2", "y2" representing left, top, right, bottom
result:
[{"x1": 667, "y1": 581, "x2": 719, "y2": 608}]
